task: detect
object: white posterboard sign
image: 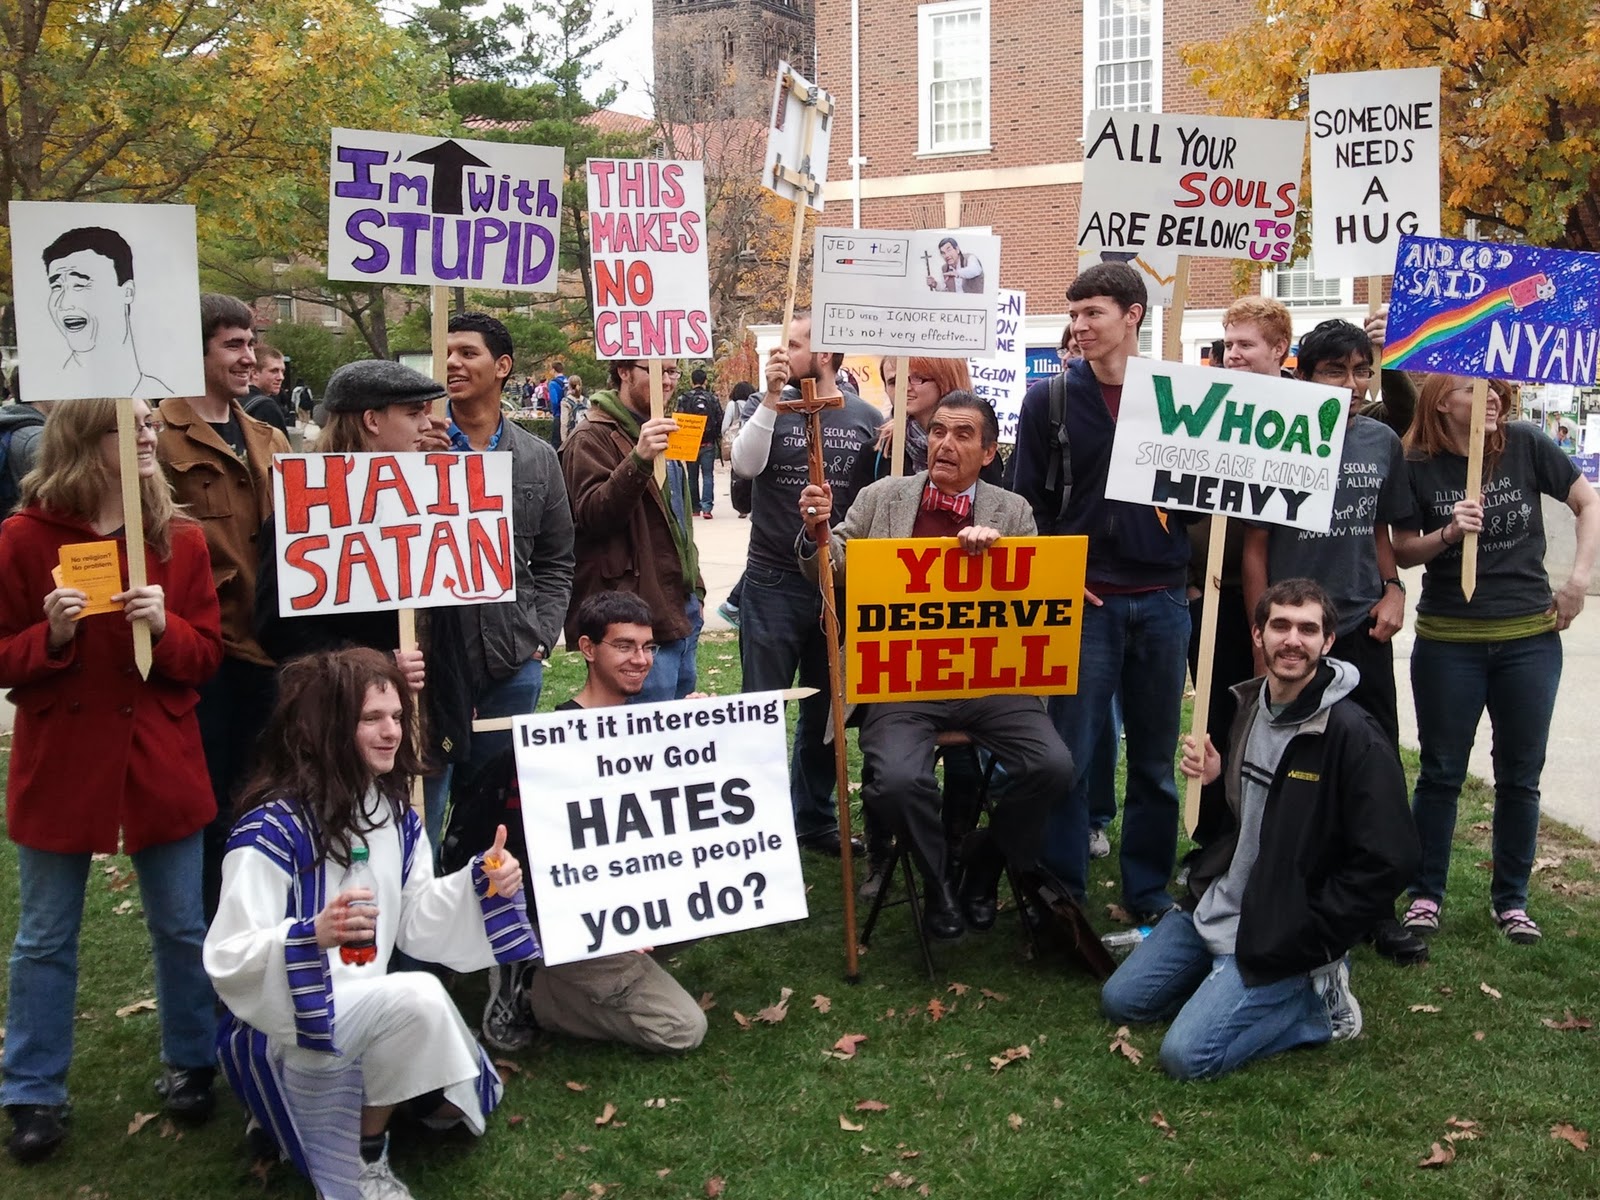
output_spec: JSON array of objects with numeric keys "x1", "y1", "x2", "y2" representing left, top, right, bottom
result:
[
  {"x1": 514, "y1": 693, "x2": 805, "y2": 965},
  {"x1": 327, "y1": 128, "x2": 565, "y2": 291},
  {"x1": 1309, "y1": 68, "x2": 1441, "y2": 277},
  {"x1": 1077, "y1": 246, "x2": 1180, "y2": 308},
  {"x1": 9, "y1": 201, "x2": 204, "y2": 403},
  {"x1": 1076, "y1": 111, "x2": 1306, "y2": 265},
  {"x1": 969, "y1": 289, "x2": 1028, "y2": 444},
  {"x1": 812, "y1": 228, "x2": 1001, "y2": 358},
  {"x1": 586, "y1": 158, "x2": 712, "y2": 359},
  {"x1": 763, "y1": 60, "x2": 832, "y2": 210},
  {"x1": 1106, "y1": 358, "x2": 1351, "y2": 533},
  {"x1": 272, "y1": 452, "x2": 515, "y2": 616}
]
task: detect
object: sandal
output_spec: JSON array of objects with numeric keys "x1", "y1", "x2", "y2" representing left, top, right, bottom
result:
[
  {"x1": 1494, "y1": 908, "x2": 1542, "y2": 945},
  {"x1": 1401, "y1": 897, "x2": 1440, "y2": 933}
]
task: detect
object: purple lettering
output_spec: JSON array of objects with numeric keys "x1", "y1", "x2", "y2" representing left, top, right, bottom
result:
[{"x1": 334, "y1": 146, "x2": 386, "y2": 199}]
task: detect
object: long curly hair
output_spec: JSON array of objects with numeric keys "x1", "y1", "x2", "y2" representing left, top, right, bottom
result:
[
  {"x1": 236, "y1": 647, "x2": 428, "y2": 869},
  {"x1": 1405, "y1": 374, "x2": 1513, "y2": 483},
  {"x1": 20, "y1": 397, "x2": 184, "y2": 559}
]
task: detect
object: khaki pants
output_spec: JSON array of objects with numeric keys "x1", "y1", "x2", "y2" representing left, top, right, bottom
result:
[{"x1": 527, "y1": 953, "x2": 706, "y2": 1053}]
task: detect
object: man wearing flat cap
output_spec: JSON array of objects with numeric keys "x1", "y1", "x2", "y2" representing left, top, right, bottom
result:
[{"x1": 255, "y1": 359, "x2": 475, "y2": 821}]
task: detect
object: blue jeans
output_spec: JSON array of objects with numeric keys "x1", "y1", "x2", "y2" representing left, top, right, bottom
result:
[
  {"x1": 636, "y1": 595, "x2": 703, "y2": 704},
  {"x1": 1100, "y1": 909, "x2": 1331, "y2": 1080},
  {"x1": 457, "y1": 657, "x2": 545, "y2": 830},
  {"x1": 2, "y1": 832, "x2": 215, "y2": 1107},
  {"x1": 1409, "y1": 631, "x2": 1561, "y2": 912},
  {"x1": 690, "y1": 446, "x2": 716, "y2": 514},
  {"x1": 739, "y1": 564, "x2": 837, "y2": 839},
  {"x1": 1088, "y1": 691, "x2": 1123, "y2": 832},
  {"x1": 1045, "y1": 587, "x2": 1190, "y2": 910}
]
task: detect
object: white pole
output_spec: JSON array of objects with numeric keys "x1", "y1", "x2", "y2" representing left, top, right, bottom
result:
[{"x1": 850, "y1": 0, "x2": 862, "y2": 229}]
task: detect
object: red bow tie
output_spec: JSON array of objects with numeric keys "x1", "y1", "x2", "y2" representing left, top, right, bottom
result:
[{"x1": 921, "y1": 484, "x2": 972, "y2": 519}]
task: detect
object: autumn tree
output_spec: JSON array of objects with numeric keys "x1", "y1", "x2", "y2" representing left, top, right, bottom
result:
[{"x1": 1184, "y1": 2, "x2": 1600, "y2": 250}]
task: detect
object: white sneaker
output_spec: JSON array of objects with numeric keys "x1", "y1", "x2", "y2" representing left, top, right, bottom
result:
[
  {"x1": 1088, "y1": 827, "x2": 1111, "y2": 860},
  {"x1": 1312, "y1": 958, "x2": 1363, "y2": 1041},
  {"x1": 481, "y1": 962, "x2": 536, "y2": 1053},
  {"x1": 357, "y1": 1151, "x2": 414, "y2": 1200}
]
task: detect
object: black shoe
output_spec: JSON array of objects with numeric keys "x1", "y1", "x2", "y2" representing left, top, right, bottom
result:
[
  {"x1": 958, "y1": 838, "x2": 1005, "y2": 932},
  {"x1": 858, "y1": 856, "x2": 894, "y2": 903},
  {"x1": 156, "y1": 1065, "x2": 216, "y2": 1125},
  {"x1": 797, "y1": 830, "x2": 866, "y2": 858},
  {"x1": 921, "y1": 878, "x2": 965, "y2": 941},
  {"x1": 6, "y1": 1104, "x2": 68, "y2": 1164},
  {"x1": 1133, "y1": 900, "x2": 1179, "y2": 927},
  {"x1": 1370, "y1": 917, "x2": 1430, "y2": 966}
]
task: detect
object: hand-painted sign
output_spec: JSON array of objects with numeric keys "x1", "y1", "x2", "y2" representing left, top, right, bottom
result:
[
  {"x1": 763, "y1": 61, "x2": 832, "y2": 211},
  {"x1": 969, "y1": 289, "x2": 1027, "y2": 444}
]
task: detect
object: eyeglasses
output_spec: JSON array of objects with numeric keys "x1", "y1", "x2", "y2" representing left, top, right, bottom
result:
[
  {"x1": 1312, "y1": 365, "x2": 1375, "y2": 384},
  {"x1": 102, "y1": 419, "x2": 164, "y2": 436},
  {"x1": 601, "y1": 638, "x2": 659, "y2": 657}
]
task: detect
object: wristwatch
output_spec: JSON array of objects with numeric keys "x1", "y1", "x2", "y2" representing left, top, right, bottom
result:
[{"x1": 1383, "y1": 577, "x2": 1405, "y2": 594}]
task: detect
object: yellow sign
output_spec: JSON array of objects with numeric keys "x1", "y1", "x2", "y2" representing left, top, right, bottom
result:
[
  {"x1": 844, "y1": 536, "x2": 1089, "y2": 702},
  {"x1": 55, "y1": 541, "x2": 124, "y2": 618},
  {"x1": 664, "y1": 412, "x2": 708, "y2": 461}
]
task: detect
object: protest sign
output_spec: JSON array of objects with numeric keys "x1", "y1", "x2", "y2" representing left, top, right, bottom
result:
[
  {"x1": 844, "y1": 536, "x2": 1088, "y2": 702},
  {"x1": 1078, "y1": 246, "x2": 1180, "y2": 308},
  {"x1": 1076, "y1": 111, "x2": 1305, "y2": 264},
  {"x1": 763, "y1": 60, "x2": 832, "y2": 210},
  {"x1": 1309, "y1": 69, "x2": 1440, "y2": 278},
  {"x1": 1106, "y1": 358, "x2": 1352, "y2": 533},
  {"x1": 586, "y1": 158, "x2": 712, "y2": 359},
  {"x1": 56, "y1": 541, "x2": 123, "y2": 617},
  {"x1": 664, "y1": 412, "x2": 707, "y2": 460},
  {"x1": 812, "y1": 229, "x2": 1001, "y2": 357},
  {"x1": 513, "y1": 693, "x2": 805, "y2": 965},
  {"x1": 1381, "y1": 235, "x2": 1600, "y2": 386},
  {"x1": 327, "y1": 128, "x2": 564, "y2": 291},
  {"x1": 9, "y1": 201, "x2": 204, "y2": 403},
  {"x1": 969, "y1": 289, "x2": 1028, "y2": 443},
  {"x1": 271, "y1": 452, "x2": 515, "y2": 617}
]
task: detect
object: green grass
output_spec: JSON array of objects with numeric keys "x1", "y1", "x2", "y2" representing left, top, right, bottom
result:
[{"x1": 3, "y1": 631, "x2": 1599, "y2": 1198}]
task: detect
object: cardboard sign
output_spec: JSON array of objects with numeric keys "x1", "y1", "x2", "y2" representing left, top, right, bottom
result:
[
  {"x1": 844, "y1": 537, "x2": 1088, "y2": 702},
  {"x1": 1076, "y1": 111, "x2": 1305, "y2": 264},
  {"x1": 513, "y1": 693, "x2": 805, "y2": 965},
  {"x1": 272, "y1": 452, "x2": 515, "y2": 617},
  {"x1": 812, "y1": 229, "x2": 1001, "y2": 357},
  {"x1": 1309, "y1": 69, "x2": 1440, "y2": 277},
  {"x1": 9, "y1": 201, "x2": 204, "y2": 402},
  {"x1": 56, "y1": 541, "x2": 123, "y2": 617},
  {"x1": 586, "y1": 158, "x2": 712, "y2": 359},
  {"x1": 1078, "y1": 246, "x2": 1180, "y2": 308},
  {"x1": 327, "y1": 129, "x2": 564, "y2": 291},
  {"x1": 1106, "y1": 359, "x2": 1352, "y2": 533},
  {"x1": 763, "y1": 60, "x2": 832, "y2": 211},
  {"x1": 1381, "y1": 235, "x2": 1600, "y2": 385},
  {"x1": 665, "y1": 412, "x2": 708, "y2": 460},
  {"x1": 969, "y1": 289, "x2": 1028, "y2": 444}
]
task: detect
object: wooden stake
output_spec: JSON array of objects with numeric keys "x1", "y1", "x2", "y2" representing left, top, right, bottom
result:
[
  {"x1": 889, "y1": 355, "x2": 909, "y2": 477},
  {"x1": 1185, "y1": 515, "x2": 1227, "y2": 836},
  {"x1": 116, "y1": 398, "x2": 152, "y2": 679},
  {"x1": 410, "y1": 285, "x2": 451, "y2": 811},
  {"x1": 649, "y1": 359, "x2": 667, "y2": 488},
  {"x1": 1461, "y1": 377, "x2": 1488, "y2": 601},
  {"x1": 1161, "y1": 256, "x2": 1191, "y2": 363},
  {"x1": 1366, "y1": 274, "x2": 1386, "y2": 400},
  {"x1": 776, "y1": 71, "x2": 823, "y2": 363},
  {"x1": 471, "y1": 686, "x2": 821, "y2": 734}
]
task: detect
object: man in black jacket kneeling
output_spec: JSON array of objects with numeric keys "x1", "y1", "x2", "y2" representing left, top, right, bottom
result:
[{"x1": 1100, "y1": 577, "x2": 1419, "y2": 1080}]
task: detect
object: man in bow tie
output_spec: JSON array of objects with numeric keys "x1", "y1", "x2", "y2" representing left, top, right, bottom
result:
[{"x1": 797, "y1": 392, "x2": 1075, "y2": 941}]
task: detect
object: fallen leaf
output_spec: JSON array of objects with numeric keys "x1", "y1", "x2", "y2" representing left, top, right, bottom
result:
[
  {"x1": 1541, "y1": 1010, "x2": 1594, "y2": 1032},
  {"x1": 904, "y1": 1004, "x2": 923, "y2": 1019},
  {"x1": 115, "y1": 998, "x2": 157, "y2": 1019},
  {"x1": 1417, "y1": 1141, "x2": 1455, "y2": 1169},
  {"x1": 587, "y1": 1185, "x2": 608, "y2": 1199},
  {"x1": 1445, "y1": 1117, "x2": 1479, "y2": 1131},
  {"x1": 839, "y1": 1114, "x2": 864, "y2": 1132},
  {"x1": 1151, "y1": 1111, "x2": 1175, "y2": 1139},
  {"x1": 157, "y1": 1119, "x2": 179, "y2": 1140},
  {"x1": 1107, "y1": 903, "x2": 1132, "y2": 923},
  {"x1": 900, "y1": 1149, "x2": 921, "y2": 1160},
  {"x1": 856, "y1": 1100, "x2": 890, "y2": 1112},
  {"x1": 249, "y1": 1158, "x2": 274, "y2": 1187},
  {"x1": 926, "y1": 997, "x2": 948, "y2": 1022},
  {"x1": 1409, "y1": 1004, "x2": 1443, "y2": 1014},
  {"x1": 1007, "y1": 1112, "x2": 1024, "y2": 1130},
  {"x1": 1307, "y1": 1152, "x2": 1322, "y2": 1162},
  {"x1": 1137, "y1": 1175, "x2": 1154, "y2": 1185},
  {"x1": 565, "y1": 1081, "x2": 589, "y2": 1093},
  {"x1": 112, "y1": 899, "x2": 137, "y2": 916},
  {"x1": 883, "y1": 1170, "x2": 918, "y2": 1189},
  {"x1": 1053, "y1": 1097, "x2": 1064, "y2": 1110},
  {"x1": 1444, "y1": 1129, "x2": 1479, "y2": 1144},
  {"x1": 506, "y1": 1114, "x2": 527, "y2": 1127},
  {"x1": 645, "y1": 1098, "x2": 666, "y2": 1109},
  {"x1": 127, "y1": 1112, "x2": 158, "y2": 1136},
  {"x1": 947, "y1": 981, "x2": 970, "y2": 996},
  {"x1": 918, "y1": 1187, "x2": 931, "y2": 1198},
  {"x1": 1438, "y1": 986, "x2": 1455, "y2": 996},
  {"x1": 1473, "y1": 1031, "x2": 1486, "y2": 1042},
  {"x1": 595, "y1": 1102, "x2": 618, "y2": 1127},
  {"x1": 1109, "y1": 1027, "x2": 1144, "y2": 1065},
  {"x1": 1480, "y1": 982, "x2": 1502, "y2": 1000},
  {"x1": 1531, "y1": 855, "x2": 1566, "y2": 873},
  {"x1": 705, "y1": 1178, "x2": 726, "y2": 1198},
  {"x1": 812, "y1": 994, "x2": 832, "y2": 1014},
  {"x1": 989, "y1": 1043, "x2": 1031, "y2": 1072},
  {"x1": 656, "y1": 1168, "x2": 671, "y2": 1178},
  {"x1": 697, "y1": 992, "x2": 717, "y2": 1012},
  {"x1": 493, "y1": 1059, "x2": 522, "y2": 1077},
  {"x1": 1470, "y1": 821, "x2": 1492, "y2": 832},
  {"x1": 756, "y1": 987, "x2": 794, "y2": 1024},
  {"x1": 733, "y1": 1011, "x2": 752, "y2": 1030},
  {"x1": 980, "y1": 988, "x2": 1007, "y2": 1003},
  {"x1": 1552, "y1": 1123, "x2": 1589, "y2": 1152}
]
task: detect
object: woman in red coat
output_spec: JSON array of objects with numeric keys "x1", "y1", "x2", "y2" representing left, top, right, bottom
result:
[{"x1": 0, "y1": 397, "x2": 223, "y2": 1165}]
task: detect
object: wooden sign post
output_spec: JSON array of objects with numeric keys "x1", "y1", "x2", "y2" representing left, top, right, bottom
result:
[
  {"x1": 116, "y1": 399, "x2": 153, "y2": 678},
  {"x1": 1461, "y1": 377, "x2": 1489, "y2": 600},
  {"x1": 889, "y1": 356, "x2": 910, "y2": 477},
  {"x1": 649, "y1": 359, "x2": 667, "y2": 487}
]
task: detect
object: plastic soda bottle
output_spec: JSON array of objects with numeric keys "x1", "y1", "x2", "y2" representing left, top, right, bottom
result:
[
  {"x1": 339, "y1": 844, "x2": 378, "y2": 966},
  {"x1": 1100, "y1": 926, "x2": 1153, "y2": 961}
]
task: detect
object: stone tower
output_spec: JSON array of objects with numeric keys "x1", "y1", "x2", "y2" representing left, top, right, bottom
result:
[{"x1": 651, "y1": 0, "x2": 815, "y2": 119}]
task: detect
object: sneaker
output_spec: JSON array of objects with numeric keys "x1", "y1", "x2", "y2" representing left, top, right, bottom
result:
[
  {"x1": 1401, "y1": 897, "x2": 1441, "y2": 933},
  {"x1": 1313, "y1": 958, "x2": 1363, "y2": 1041},
  {"x1": 716, "y1": 599, "x2": 740, "y2": 627},
  {"x1": 481, "y1": 962, "x2": 536, "y2": 1053},
  {"x1": 357, "y1": 1150, "x2": 415, "y2": 1200},
  {"x1": 5, "y1": 1103, "x2": 68, "y2": 1165},
  {"x1": 702, "y1": 511, "x2": 714, "y2": 520},
  {"x1": 1494, "y1": 907, "x2": 1542, "y2": 945},
  {"x1": 1088, "y1": 827, "x2": 1111, "y2": 860},
  {"x1": 156, "y1": 1065, "x2": 215, "y2": 1124},
  {"x1": 1371, "y1": 917, "x2": 1430, "y2": 966}
]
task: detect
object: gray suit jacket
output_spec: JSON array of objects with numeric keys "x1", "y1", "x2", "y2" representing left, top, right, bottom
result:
[{"x1": 797, "y1": 471, "x2": 1037, "y2": 582}]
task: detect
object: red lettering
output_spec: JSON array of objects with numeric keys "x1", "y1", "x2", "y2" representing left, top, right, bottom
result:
[
  {"x1": 467, "y1": 518, "x2": 513, "y2": 595},
  {"x1": 333, "y1": 532, "x2": 389, "y2": 607},
  {"x1": 967, "y1": 637, "x2": 1017, "y2": 690},
  {"x1": 464, "y1": 454, "x2": 504, "y2": 512},
  {"x1": 378, "y1": 524, "x2": 422, "y2": 600},
  {"x1": 943, "y1": 549, "x2": 984, "y2": 592},
  {"x1": 1174, "y1": 171, "x2": 1207, "y2": 208},
  {"x1": 898, "y1": 547, "x2": 941, "y2": 593},
  {"x1": 421, "y1": 523, "x2": 469, "y2": 594},
  {"x1": 358, "y1": 456, "x2": 419, "y2": 523},
  {"x1": 285, "y1": 535, "x2": 329, "y2": 611},
  {"x1": 425, "y1": 454, "x2": 459, "y2": 515},
  {"x1": 986, "y1": 545, "x2": 1034, "y2": 591},
  {"x1": 854, "y1": 638, "x2": 913, "y2": 696},
  {"x1": 917, "y1": 637, "x2": 966, "y2": 691},
  {"x1": 280, "y1": 456, "x2": 354, "y2": 535},
  {"x1": 1275, "y1": 180, "x2": 1298, "y2": 218},
  {"x1": 1017, "y1": 634, "x2": 1071, "y2": 688},
  {"x1": 594, "y1": 258, "x2": 629, "y2": 306}
]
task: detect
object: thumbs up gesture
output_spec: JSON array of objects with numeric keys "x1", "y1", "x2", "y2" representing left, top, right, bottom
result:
[{"x1": 481, "y1": 824, "x2": 523, "y2": 898}]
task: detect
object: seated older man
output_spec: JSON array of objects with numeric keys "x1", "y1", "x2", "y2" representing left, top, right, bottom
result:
[{"x1": 796, "y1": 391, "x2": 1075, "y2": 940}]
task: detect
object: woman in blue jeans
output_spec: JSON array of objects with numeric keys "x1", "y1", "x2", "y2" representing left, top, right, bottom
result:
[{"x1": 1391, "y1": 376, "x2": 1599, "y2": 945}]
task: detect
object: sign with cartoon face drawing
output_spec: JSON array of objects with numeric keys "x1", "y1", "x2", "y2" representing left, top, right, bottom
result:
[{"x1": 9, "y1": 201, "x2": 205, "y2": 402}]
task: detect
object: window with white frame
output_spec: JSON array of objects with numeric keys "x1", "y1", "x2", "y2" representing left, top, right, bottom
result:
[
  {"x1": 917, "y1": 1, "x2": 989, "y2": 154},
  {"x1": 1084, "y1": 0, "x2": 1158, "y2": 117},
  {"x1": 1273, "y1": 257, "x2": 1346, "y2": 306}
]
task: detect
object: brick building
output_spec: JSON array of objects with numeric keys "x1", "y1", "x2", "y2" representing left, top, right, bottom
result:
[
  {"x1": 807, "y1": 0, "x2": 1371, "y2": 370},
  {"x1": 653, "y1": 0, "x2": 815, "y2": 118}
]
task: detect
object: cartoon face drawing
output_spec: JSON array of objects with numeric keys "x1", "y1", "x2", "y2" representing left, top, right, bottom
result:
[
  {"x1": 44, "y1": 239, "x2": 135, "y2": 359},
  {"x1": 1537, "y1": 277, "x2": 1556, "y2": 301}
]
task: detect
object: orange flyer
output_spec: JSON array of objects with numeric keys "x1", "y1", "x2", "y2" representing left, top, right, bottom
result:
[
  {"x1": 664, "y1": 412, "x2": 708, "y2": 461},
  {"x1": 55, "y1": 541, "x2": 124, "y2": 618}
]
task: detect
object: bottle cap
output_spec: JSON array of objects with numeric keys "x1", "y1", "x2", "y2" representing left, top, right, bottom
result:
[{"x1": 351, "y1": 845, "x2": 369, "y2": 863}]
